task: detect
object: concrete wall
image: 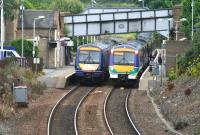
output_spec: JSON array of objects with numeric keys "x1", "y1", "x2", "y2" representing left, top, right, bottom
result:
[{"x1": 165, "y1": 40, "x2": 191, "y2": 75}]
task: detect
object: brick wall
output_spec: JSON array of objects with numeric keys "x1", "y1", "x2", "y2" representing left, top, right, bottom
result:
[{"x1": 166, "y1": 40, "x2": 191, "y2": 75}]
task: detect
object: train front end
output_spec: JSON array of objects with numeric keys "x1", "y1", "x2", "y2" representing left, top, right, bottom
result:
[
  {"x1": 75, "y1": 46, "x2": 105, "y2": 82},
  {"x1": 109, "y1": 45, "x2": 139, "y2": 81}
]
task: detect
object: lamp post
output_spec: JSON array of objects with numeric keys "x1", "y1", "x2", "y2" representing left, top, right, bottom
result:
[
  {"x1": 20, "y1": 4, "x2": 25, "y2": 57},
  {"x1": 0, "y1": 0, "x2": 4, "y2": 51},
  {"x1": 91, "y1": 0, "x2": 96, "y2": 7},
  {"x1": 138, "y1": 0, "x2": 144, "y2": 8},
  {"x1": 168, "y1": 18, "x2": 187, "y2": 41},
  {"x1": 191, "y1": 0, "x2": 194, "y2": 41},
  {"x1": 32, "y1": 16, "x2": 45, "y2": 58}
]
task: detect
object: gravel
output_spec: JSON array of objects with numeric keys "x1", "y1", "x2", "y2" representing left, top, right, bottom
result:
[
  {"x1": 77, "y1": 85, "x2": 112, "y2": 135},
  {"x1": 153, "y1": 76, "x2": 200, "y2": 135},
  {"x1": 50, "y1": 86, "x2": 93, "y2": 135},
  {"x1": 106, "y1": 88, "x2": 138, "y2": 135},
  {"x1": 0, "y1": 88, "x2": 67, "y2": 135}
]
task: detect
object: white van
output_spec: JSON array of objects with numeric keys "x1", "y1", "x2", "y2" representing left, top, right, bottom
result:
[{"x1": 0, "y1": 49, "x2": 21, "y2": 60}]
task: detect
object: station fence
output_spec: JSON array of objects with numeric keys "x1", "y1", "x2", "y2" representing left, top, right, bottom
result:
[{"x1": 0, "y1": 57, "x2": 43, "y2": 72}]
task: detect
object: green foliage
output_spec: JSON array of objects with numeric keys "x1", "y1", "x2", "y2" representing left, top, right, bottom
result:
[
  {"x1": 26, "y1": 0, "x2": 52, "y2": 9},
  {"x1": 181, "y1": 0, "x2": 200, "y2": 39},
  {"x1": 168, "y1": 68, "x2": 177, "y2": 81},
  {"x1": 51, "y1": 0, "x2": 83, "y2": 14},
  {"x1": 4, "y1": 0, "x2": 19, "y2": 20},
  {"x1": 23, "y1": 0, "x2": 35, "y2": 9},
  {"x1": 185, "y1": 55, "x2": 200, "y2": 76},
  {"x1": 10, "y1": 39, "x2": 39, "y2": 58},
  {"x1": 177, "y1": 31, "x2": 200, "y2": 76}
]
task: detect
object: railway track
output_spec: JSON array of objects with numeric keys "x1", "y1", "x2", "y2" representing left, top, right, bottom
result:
[
  {"x1": 104, "y1": 87, "x2": 141, "y2": 135},
  {"x1": 77, "y1": 85, "x2": 112, "y2": 135},
  {"x1": 47, "y1": 86, "x2": 96, "y2": 135}
]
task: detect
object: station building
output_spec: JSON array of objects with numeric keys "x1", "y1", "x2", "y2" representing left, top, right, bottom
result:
[{"x1": 4, "y1": 10, "x2": 72, "y2": 68}]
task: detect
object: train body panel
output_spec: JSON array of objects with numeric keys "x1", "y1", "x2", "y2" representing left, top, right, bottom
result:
[
  {"x1": 109, "y1": 32, "x2": 154, "y2": 82},
  {"x1": 75, "y1": 40, "x2": 117, "y2": 83}
]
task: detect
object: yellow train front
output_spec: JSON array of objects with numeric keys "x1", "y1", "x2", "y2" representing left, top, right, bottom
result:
[
  {"x1": 75, "y1": 41, "x2": 115, "y2": 84},
  {"x1": 109, "y1": 33, "x2": 153, "y2": 85}
]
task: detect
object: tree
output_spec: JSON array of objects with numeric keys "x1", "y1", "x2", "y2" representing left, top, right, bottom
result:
[
  {"x1": 181, "y1": 0, "x2": 200, "y2": 39},
  {"x1": 23, "y1": 0, "x2": 35, "y2": 9},
  {"x1": 4, "y1": 0, "x2": 19, "y2": 20},
  {"x1": 10, "y1": 39, "x2": 39, "y2": 58},
  {"x1": 51, "y1": 0, "x2": 83, "y2": 14}
]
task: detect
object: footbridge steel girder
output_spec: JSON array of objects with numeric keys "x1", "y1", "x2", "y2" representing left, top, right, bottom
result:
[{"x1": 64, "y1": 9, "x2": 173, "y2": 37}]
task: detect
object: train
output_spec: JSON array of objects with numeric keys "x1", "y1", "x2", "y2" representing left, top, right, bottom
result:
[
  {"x1": 75, "y1": 40, "x2": 118, "y2": 84},
  {"x1": 109, "y1": 32, "x2": 154, "y2": 83}
]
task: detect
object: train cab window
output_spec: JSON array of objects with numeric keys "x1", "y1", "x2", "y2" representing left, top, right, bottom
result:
[
  {"x1": 79, "y1": 50, "x2": 100, "y2": 64},
  {"x1": 113, "y1": 51, "x2": 134, "y2": 65}
]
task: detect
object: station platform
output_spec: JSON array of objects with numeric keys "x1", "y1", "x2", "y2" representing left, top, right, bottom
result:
[
  {"x1": 139, "y1": 49, "x2": 166, "y2": 90},
  {"x1": 37, "y1": 66, "x2": 75, "y2": 89}
]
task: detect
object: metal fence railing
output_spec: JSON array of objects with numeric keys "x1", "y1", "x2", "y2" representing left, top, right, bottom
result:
[{"x1": 0, "y1": 57, "x2": 43, "y2": 72}]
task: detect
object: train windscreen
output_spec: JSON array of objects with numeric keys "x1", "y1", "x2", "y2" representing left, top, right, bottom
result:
[
  {"x1": 113, "y1": 51, "x2": 134, "y2": 65},
  {"x1": 79, "y1": 50, "x2": 100, "y2": 64}
]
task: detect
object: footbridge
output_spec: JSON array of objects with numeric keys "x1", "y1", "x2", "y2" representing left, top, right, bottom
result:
[{"x1": 64, "y1": 8, "x2": 173, "y2": 38}]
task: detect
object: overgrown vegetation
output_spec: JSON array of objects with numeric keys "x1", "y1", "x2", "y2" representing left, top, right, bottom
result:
[
  {"x1": 10, "y1": 39, "x2": 39, "y2": 58},
  {"x1": 177, "y1": 31, "x2": 200, "y2": 77},
  {"x1": 181, "y1": 0, "x2": 200, "y2": 39},
  {"x1": 0, "y1": 64, "x2": 46, "y2": 120},
  {"x1": 51, "y1": 0, "x2": 83, "y2": 14}
]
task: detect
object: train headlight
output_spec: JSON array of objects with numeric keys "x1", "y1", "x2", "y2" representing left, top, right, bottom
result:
[
  {"x1": 109, "y1": 66, "x2": 114, "y2": 71},
  {"x1": 110, "y1": 73, "x2": 118, "y2": 78},
  {"x1": 128, "y1": 74, "x2": 137, "y2": 79}
]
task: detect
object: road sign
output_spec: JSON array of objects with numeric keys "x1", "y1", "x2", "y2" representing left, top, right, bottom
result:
[{"x1": 33, "y1": 57, "x2": 40, "y2": 64}]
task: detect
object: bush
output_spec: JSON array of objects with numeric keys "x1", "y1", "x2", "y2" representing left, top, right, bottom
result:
[
  {"x1": 10, "y1": 39, "x2": 39, "y2": 58},
  {"x1": 174, "y1": 121, "x2": 188, "y2": 130},
  {"x1": 177, "y1": 31, "x2": 200, "y2": 76},
  {"x1": 0, "y1": 65, "x2": 46, "y2": 119},
  {"x1": 168, "y1": 68, "x2": 177, "y2": 81}
]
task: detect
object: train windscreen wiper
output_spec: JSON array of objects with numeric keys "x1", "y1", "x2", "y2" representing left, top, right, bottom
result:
[
  {"x1": 83, "y1": 55, "x2": 96, "y2": 64},
  {"x1": 118, "y1": 57, "x2": 129, "y2": 65}
]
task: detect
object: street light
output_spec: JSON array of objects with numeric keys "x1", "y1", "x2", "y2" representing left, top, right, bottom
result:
[
  {"x1": 191, "y1": 0, "x2": 194, "y2": 41},
  {"x1": 168, "y1": 18, "x2": 187, "y2": 41},
  {"x1": 20, "y1": 4, "x2": 25, "y2": 57},
  {"x1": 32, "y1": 16, "x2": 45, "y2": 58},
  {"x1": 0, "y1": 0, "x2": 4, "y2": 52},
  {"x1": 138, "y1": 0, "x2": 144, "y2": 8}
]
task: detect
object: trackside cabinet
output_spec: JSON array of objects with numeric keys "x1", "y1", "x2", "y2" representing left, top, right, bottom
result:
[{"x1": 13, "y1": 86, "x2": 28, "y2": 105}]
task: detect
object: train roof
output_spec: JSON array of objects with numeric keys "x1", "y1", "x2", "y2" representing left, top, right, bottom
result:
[
  {"x1": 78, "y1": 40, "x2": 117, "y2": 50},
  {"x1": 112, "y1": 39, "x2": 146, "y2": 51},
  {"x1": 112, "y1": 44, "x2": 140, "y2": 51},
  {"x1": 137, "y1": 32, "x2": 152, "y2": 42}
]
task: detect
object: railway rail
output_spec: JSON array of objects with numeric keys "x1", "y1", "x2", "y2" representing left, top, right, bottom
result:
[
  {"x1": 104, "y1": 87, "x2": 141, "y2": 135},
  {"x1": 47, "y1": 86, "x2": 96, "y2": 135},
  {"x1": 77, "y1": 85, "x2": 113, "y2": 135}
]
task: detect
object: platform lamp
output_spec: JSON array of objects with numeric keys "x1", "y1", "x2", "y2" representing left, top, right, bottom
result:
[
  {"x1": 20, "y1": 3, "x2": 25, "y2": 57},
  {"x1": 138, "y1": 0, "x2": 144, "y2": 8},
  {"x1": 32, "y1": 16, "x2": 45, "y2": 58},
  {"x1": 168, "y1": 18, "x2": 187, "y2": 41}
]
